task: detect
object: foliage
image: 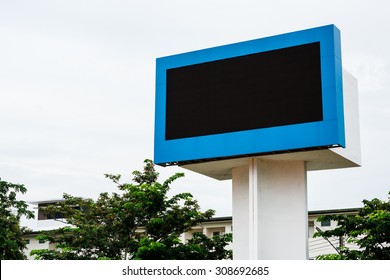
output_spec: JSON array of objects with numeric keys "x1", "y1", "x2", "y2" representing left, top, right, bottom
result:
[
  {"x1": 132, "y1": 232, "x2": 232, "y2": 260},
  {"x1": 184, "y1": 232, "x2": 233, "y2": 260},
  {"x1": 314, "y1": 191, "x2": 390, "y2": 260},
  {"x1": 315, "y1": 253, "x2": 343, "y2": 260},
  {"x1": 31, "y1": 160, "x2": 232, "y2": 260},
  {"x1": 0, "y1": 178, "x2": 35, "y2": 260}
]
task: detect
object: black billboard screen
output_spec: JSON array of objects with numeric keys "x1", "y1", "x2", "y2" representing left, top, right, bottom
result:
[{"x1": 166, "y1": 42, "x2": 323, "y2": 140}]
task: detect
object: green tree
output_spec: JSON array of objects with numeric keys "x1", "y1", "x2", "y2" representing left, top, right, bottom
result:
[
  {"x1": 0, "y1": 178, "x2": 35, "y2": 260},
  {"x1": 32, "y1": 160, "x2": 232, "y2": 260},
  {"x1": 314, "y1": 191, "x2": 390, "y2": 260}
]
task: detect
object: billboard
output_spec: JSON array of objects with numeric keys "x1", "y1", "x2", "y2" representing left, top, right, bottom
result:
[{"x1": 155, "y1": 25, "x2": 344, "y2": 166}]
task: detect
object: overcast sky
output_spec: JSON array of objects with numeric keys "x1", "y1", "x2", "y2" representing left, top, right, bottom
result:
[{"x1": 1, "y1": 0, "x2": 389, "y2": 217}]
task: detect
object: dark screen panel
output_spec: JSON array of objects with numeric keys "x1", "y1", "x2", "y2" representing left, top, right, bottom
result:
[{"x1": 166, "y1": 42, "x2": 323, "y2": 140}]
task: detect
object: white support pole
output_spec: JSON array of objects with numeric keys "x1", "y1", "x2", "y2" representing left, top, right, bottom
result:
[
  {"x1": 232, "y1": 158, "x2": 308, "y2": 260},
  {"x1": 232, "y1": 164, "x2": 250, "y2": 259}
]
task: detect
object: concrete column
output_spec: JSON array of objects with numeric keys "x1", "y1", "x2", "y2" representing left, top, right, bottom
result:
[
  {"x1": 232, "y1": 164, "x2": 250, "y2": 259},
  {"x1": 232, "y1": 158, "x2": 308, "y2": 259}
]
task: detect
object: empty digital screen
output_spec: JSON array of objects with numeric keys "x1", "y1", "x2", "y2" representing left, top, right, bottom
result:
[{"x1": 165, "y1": 42, "x2": 323, "y2": 140}]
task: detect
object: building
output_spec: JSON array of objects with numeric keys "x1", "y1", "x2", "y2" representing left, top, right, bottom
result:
[
  {"x1": 23, "y1": 200, "x2": 360, "y2": 259},
  {"x1": 308, "y1": 208, "x2": 360, "y2": 259},
  {"x1": 22, "y1": 199, "x2": 73, "y2": 259}
]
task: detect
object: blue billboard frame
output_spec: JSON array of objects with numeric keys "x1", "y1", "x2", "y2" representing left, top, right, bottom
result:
[{"x1": 154, "y1": 25, "x2": 345, "y2": 165}]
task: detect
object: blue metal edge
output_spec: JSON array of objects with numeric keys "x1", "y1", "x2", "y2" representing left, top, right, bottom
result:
[{"x1": 154, "y1": 25, "x2": 345, "y2": 165}]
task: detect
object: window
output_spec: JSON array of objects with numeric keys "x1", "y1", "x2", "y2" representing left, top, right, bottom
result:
[
  {"x1": 321, "y1": 220, "x2": 331, "y2": 227},
  {"x1": 24, "y1": 239, "x2": 30, "y2": 244},
  {"x1": 207, "y1": 227, "x2": 225, "y2": 237},
  {"x1": 39, "y1": 239, "x2": 46, "y2": 244}
]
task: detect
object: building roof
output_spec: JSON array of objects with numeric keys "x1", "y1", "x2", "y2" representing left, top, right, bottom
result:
[
  {"x1": 308, "y1": 207, "x2": 361, "y2": 216},
  {"x1": 201, "y1": 207, "x2": 361, "y2": 223}
]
